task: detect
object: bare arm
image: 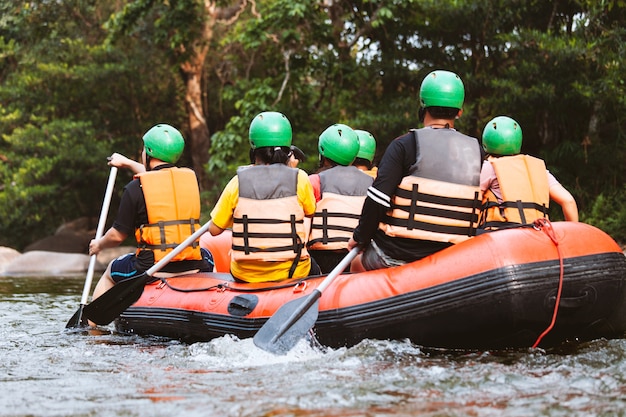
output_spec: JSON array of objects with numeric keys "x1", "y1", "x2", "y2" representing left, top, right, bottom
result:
[
  {"x1": 208, "y1": 220, "x2": 225, "y2": 236},
  {"x1": 89, "y1": 227, "x2": 128, "y2": 255},
  {"x1": 108, "y1": 152, "x2": 145, "y2": 174},
  {"x1": 549, "y1": 184, "x2": 579, "y2": 222}
]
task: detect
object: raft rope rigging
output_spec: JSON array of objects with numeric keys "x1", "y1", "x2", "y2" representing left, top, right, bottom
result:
[
  {"x1": 531, "y1": 218, "x2": 564, "y2": 348},
  {"x1": 157, "y1": 276, "x2": 309, "y2": 294},
  {"x1": 157, "y1": 219, "x2": 565, "y2": 348}
]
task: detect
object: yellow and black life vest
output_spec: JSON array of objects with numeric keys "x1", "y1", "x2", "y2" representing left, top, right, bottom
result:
[
  {"x1": 379, "y1": 128, "x2": 482, "y2": 244},
  {"x1": 308, "y1": 165, "x2": 373, "y2": 251},
  {"x1": 135, "y1": 168, "x2": 202, "y2": 262},
  {"x1": 479, "y1": 154, "x2": 549, "y2": 229},
  {"x1": 232, "y1": 164, "x2": 309, "y2": 264}
]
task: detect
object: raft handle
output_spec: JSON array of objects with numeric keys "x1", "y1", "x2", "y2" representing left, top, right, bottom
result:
[
  {"x1": 547, "y1": 286, "x2": 596, "y2": 310},
  {"x1": 293, "y1": 281, "x2": 308, "y2": 293}
]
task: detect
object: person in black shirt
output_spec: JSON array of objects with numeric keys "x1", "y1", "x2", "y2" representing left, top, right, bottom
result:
[
  {"x1": 88, "y1": 124, "x2": 213, "y2": 310},
  {"x1": 348, "y1": 70, "x2": 484, "y2": 271}
]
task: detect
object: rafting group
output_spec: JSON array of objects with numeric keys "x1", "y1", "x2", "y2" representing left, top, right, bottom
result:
[{"x1": 66, "y1": 70, "x2": 626, "y2": 354}]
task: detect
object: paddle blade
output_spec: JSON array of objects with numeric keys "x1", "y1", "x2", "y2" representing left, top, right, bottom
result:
[
  {"x1": 83, "y1": 274, "x2": 147, "y2": 325},
  {"x1": 65, "y1": 305, "x2": 88, "y2": 329},
  {"x1": 253, "y1": 291, "x2": 321, "y2": 355}
]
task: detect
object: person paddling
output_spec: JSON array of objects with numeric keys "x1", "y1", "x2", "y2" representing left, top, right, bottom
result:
[
  {"x1": 307, "y1": 124, "x2": 373, "y2": 273},
  {"x1": 348, "y1": 70, "x2": 483, "y2": 271},
  {"x1": 479, "y1": 115, "x2": 578, "y2": 229},
  {"x1": 207, "y1": 111, "x2": 318, "y2": 282},
  {"x1": 88, "y1": 124, "x2": 213, "y2": 321}
]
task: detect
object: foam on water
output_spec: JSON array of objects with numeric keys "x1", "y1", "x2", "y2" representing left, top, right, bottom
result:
[{"x1": 2, "y1": 276, "x2": 626, "y2": 417}]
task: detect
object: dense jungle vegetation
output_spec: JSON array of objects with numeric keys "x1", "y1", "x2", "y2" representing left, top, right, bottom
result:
[{"x1": 1, "y1": 0, "x2": 625, "y2": 250}]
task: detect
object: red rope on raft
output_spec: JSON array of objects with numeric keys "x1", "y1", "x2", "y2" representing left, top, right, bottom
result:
[{"x1": 531, "y1": 218, "x2": 564, "y2": 349}]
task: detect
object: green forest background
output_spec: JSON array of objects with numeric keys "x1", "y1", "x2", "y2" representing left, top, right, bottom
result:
[{"x1": 1, "y1": 0, "x2": 625, "y2": 251}]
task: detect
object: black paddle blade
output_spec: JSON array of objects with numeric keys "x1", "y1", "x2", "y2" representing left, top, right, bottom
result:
[
  {"x1": 253, "y1": 291, "x2": 321, "y2": 355},
  {"x1": 65, "y1": 305, "x2": 88, "y2": 329},
  {"x1": 83, "y1": 274, "x2": 147, "y2": 326}
]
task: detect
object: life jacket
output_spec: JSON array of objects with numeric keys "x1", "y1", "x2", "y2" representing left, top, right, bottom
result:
[
  {"x1": 232, "y1": 164, "x2": 309, "y2": 265},
  {"x1": 479, "y1": 154, "x2": 550, "y2": 229},
  {"x1": 308, "y1": 166, "x2": 373, "y2": 250},
  {"x1": 363, "y1": 166, "x2": 378, "y2": 179},
  {"x1": 380, "y1": 128, "x2": 482, "y2": 244},
  {"x1": 135, "y1": 168, "x2": 202, "y2": 262}
]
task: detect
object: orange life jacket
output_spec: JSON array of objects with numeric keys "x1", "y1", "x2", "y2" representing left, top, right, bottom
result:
[
  {"x1": 135, "y1": 168, "x2": 202, "y2": 262},
  {"x1": 479, "y1": 155, "x2": 550, "y2": 229},
  {"x1": 232, "y1": 164, "x2": 309, "y2": 264},
  {"x1": 308, "y1": 166, "x2": 373, "y2": 250},
  {"x1": 379, "y1": 128, "x2": 482, "y2": 244},
  {"x1": 363, "y1": 166, "x2": 378, "y2": 179}
]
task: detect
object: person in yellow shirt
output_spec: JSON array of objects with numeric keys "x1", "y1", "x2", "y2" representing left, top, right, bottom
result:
[{"x1": 208, "y1": 111, "x2": 318, "y2": 282}]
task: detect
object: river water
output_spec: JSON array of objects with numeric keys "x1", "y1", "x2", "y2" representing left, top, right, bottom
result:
[{"x1": 1, "y1": 274, "x2": 625, "y2": 417}]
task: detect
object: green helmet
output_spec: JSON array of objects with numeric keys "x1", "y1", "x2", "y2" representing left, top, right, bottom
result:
[
  {"x1": 318, "y1": 124, "x2": 360, "y2": 166},
  {"x1": 249, "y1": 111, "x2": 292, "y2": 149},
  {"x1": 482, "y1": 116, "x2": 523, "y2": 155},
  {"x1": 142, "y1": 124, "x2": 185, "y2": 164},
  {"x1": 354, "y1": 130, "x2": 376, "y2": 162},
  {"x1": 419, "y1": 70, "x2": 465, "y2": 109}
]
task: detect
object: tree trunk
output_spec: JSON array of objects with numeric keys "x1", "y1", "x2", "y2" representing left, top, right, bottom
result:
[{"x1": 180, "y1": 0, "x2": 250, "y2": 191}]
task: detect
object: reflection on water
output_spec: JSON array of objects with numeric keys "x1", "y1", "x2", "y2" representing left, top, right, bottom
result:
[{"x1": 1, "y1": 275, "x2": 625, "y2": 417}]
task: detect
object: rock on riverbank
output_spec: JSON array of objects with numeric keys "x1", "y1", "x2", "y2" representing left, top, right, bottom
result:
[{"x1": 0, "y1": 246, "x2": 135, "y2": 276}]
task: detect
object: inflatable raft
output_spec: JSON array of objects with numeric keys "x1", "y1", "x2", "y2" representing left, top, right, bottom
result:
[{"x1": 115, "y1": 221, "x2": 626, "y2": 350}]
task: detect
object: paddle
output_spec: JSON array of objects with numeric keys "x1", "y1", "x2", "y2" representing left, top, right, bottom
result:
[
  {"x1": 66, "y1": 166, "x2": 118, "y2": 328},
  {"x1": 253, "y1": 246, "x2": 360, "y2": 355},
  {"x1": 82, "y1": 220, "x2": 213, "y2": 326}
]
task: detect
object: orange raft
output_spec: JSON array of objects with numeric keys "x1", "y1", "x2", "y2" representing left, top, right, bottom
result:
[{"x1": 115, "y1": 221, "x2": 626, "y2": 350}]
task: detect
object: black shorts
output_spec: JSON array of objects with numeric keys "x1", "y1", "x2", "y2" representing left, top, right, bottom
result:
[{"x1": 110, "y1": 248, "x2": 214, "y2": 283}]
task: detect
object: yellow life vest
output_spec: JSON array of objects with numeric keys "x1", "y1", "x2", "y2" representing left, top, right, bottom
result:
[
  {"x1": 363, "y1": 166, "x2": 378, "y2": 179},
  {"x1": 135, "y1": 168, "x2": 202, "y2": 262},
  {"x1": 379, "y1": 128, "x2": 482, "y2": 244},
  {"x1": 232, "y1": 165, "x2": 309, "y2": 265},
  {"x1": 308, "y1": 166, "x2": 373, "y2": 251},
  {"x1": 480, "y1": 155, "x2": 550, "y2": 229}
]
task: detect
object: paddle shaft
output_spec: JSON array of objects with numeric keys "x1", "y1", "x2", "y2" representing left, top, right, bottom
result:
[
  {"x1": 83, "y1": 220, "x2": 213, "y2": 325},
  {"x1": 253, "y1": 247, "x2": 360, "y2": 354},
  {"x1": 144, "y1": 220, "x2": 212, "y2": 277},
  {"x1": 80, "y1": 166, "x2": 118, "y2": 305},
  {"x1": 272, "y1": 247, "x2": 359, "y2": 341},
  {"x1": 317, "y1": 246, "x2": 360, "y2": 293}
]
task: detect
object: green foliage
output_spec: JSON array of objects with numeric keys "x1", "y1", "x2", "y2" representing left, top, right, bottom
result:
[
  {"x1": 0, "y1": 120, "x2": 110, "y2": 249},
  {"x1": 1, "y1": 0, "x2": 626, "y2": 251},
  {"x1": 583, "y1": 191, "x2": 626, "y2": 245},
  {"x1": 0, "y1": 0, "x2": 186, "y2": 249},
  {"x1": 105, "y1": 0, "x2": 206, "y2": 63}
]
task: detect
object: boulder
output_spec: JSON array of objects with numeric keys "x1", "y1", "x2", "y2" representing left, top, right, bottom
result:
[
  {"x1": 3, "y1": 250, "x2": 91, "y2": 276},
  {"x1": 24, "y1": 216, "x2": 96, "y2": 254},
  {"x1": 1, "y1": 246, "x2": 136, "y2": 276},
  {"x1": 0, "y1": 247, "x2": 21, "y2": 274}
]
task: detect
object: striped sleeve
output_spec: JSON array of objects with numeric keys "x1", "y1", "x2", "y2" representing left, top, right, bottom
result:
[{"x1": 366, "y1": 186, "x2": 391, "y2": 208}]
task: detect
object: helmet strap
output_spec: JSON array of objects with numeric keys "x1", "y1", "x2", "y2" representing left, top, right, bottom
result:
[{"x1": 145, "y1": 154, "x2": 152, "y2": 171}]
